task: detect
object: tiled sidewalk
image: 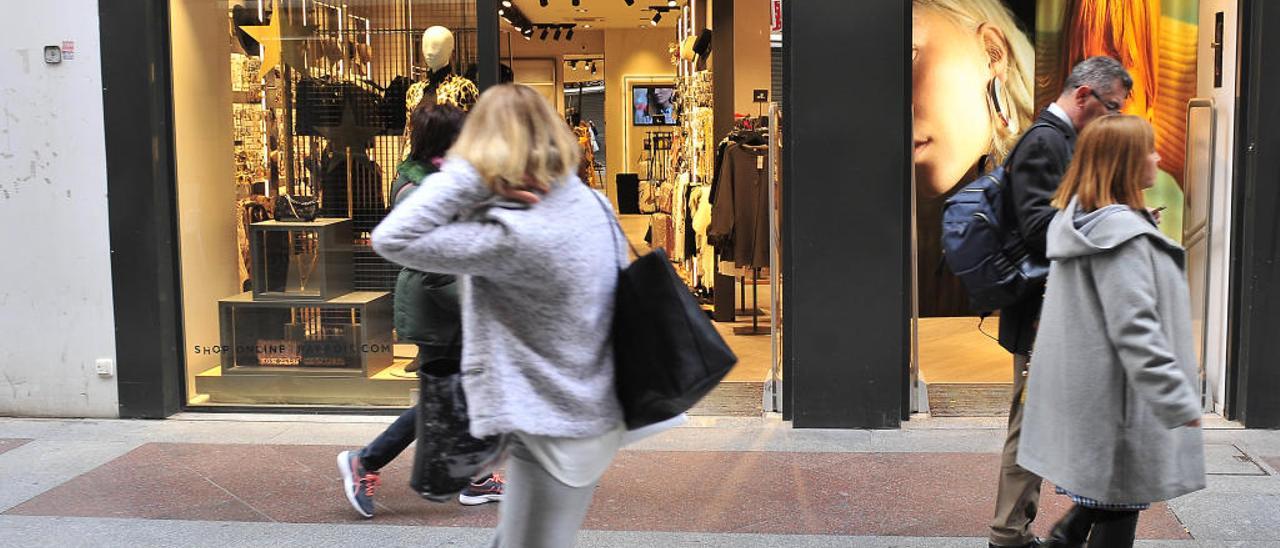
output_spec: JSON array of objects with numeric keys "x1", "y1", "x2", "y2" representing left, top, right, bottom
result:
[{"x1": 1, "y1": 416, "x2": 1278, "y2": 547}]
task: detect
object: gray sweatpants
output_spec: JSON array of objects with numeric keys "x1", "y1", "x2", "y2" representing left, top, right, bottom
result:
[{"x1": 489, "y1": 437, "x2": 601, "y2": 548}]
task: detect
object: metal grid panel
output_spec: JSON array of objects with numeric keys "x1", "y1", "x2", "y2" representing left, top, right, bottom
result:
[{"x1": 241, "y1": 0, "x2": 478, "y2": 291}]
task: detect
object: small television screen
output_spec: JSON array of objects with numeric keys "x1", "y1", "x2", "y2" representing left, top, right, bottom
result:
[{"x1": 633, "y1": 85, "x2": 676, "y2": 126}]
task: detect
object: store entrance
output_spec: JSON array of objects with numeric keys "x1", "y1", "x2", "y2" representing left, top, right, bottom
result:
[
  {"x1": 503, "y1": 0, "x2": 782, "y2": 417},
  {"x1": 912, "y1": 0, "x2": 1222, "y2": 417}
]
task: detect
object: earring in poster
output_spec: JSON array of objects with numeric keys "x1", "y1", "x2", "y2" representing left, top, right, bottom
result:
[{"x1": 988, "y1": 77, "x2": 1019, "y2": 134}]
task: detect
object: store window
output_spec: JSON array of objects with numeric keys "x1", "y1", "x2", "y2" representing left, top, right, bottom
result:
[{"x1": 170, "y1": 0, "x2": 480, "y2": 407}]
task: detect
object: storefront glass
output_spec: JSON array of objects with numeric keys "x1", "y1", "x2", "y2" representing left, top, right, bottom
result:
[{"x1": 171, "y1": 0, "x2": 479, "y2": 407}]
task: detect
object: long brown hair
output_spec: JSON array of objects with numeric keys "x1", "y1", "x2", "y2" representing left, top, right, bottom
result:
[{"x1": 1052, "y1": 115, "x2": 1151, "y2": 211}]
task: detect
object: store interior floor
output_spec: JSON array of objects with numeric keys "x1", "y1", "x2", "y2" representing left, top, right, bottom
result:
[{"x1": 917, "y1": 317, "x2": 1014, "y2": 416}]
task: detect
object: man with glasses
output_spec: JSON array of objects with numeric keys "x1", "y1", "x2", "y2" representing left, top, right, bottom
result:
[{"x1": 988, "y1": 56, "x2": 1133, "y2": 548}]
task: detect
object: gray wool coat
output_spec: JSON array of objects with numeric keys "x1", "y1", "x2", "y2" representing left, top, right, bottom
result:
[{"x1": 1017, "y1": 198, "x2": 1205, "y2": 505}]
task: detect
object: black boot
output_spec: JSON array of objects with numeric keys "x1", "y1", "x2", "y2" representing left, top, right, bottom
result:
[
  {"x1": 1085, "y1": 510, "x2": 1140, "y2": 548},
  {"x1": 1041, "y1": 505, "x2": 1095, "y2": 548}
]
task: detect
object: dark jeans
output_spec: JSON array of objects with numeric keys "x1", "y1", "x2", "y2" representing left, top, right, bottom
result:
[
  {"x1": 361, "y1": 406, "x2": 417, "y2": 472},
  {"x1": 358, "y1": 345, "x2": 461, "y2": 472}
]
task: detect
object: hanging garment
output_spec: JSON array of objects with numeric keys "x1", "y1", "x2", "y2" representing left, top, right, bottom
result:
[{"x1": 708, "y1": 143, "x2": 770, "y2": 269}]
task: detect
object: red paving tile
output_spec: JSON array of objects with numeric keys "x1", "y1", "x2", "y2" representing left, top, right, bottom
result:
[
  {"x1": 0, "y1": 439, "x2": 32, "y2": 456},
  {"x1": 5, "y1": 443, "x2": 1189, "y2": 539}
]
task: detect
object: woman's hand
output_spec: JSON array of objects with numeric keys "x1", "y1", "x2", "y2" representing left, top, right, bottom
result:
[{"x1": 494, "y1": 176, "x2": 546, "y2": 205}]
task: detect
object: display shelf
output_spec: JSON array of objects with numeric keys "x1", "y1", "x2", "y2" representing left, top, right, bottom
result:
[
  {"x1": 215, "y1": 290, "x2": 393, "y2": 376},
  {"x1": 249, "y1": 217, "x2": 354, "y2": 301}
]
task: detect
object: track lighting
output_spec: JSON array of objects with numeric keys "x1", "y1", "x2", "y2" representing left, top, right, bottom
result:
[
  {"x1": 651, "y1": 12, "x2": 662, "y2": 25},
  {"x1": 590, "y1": 62, "x2": 597, "y2": 75},
  {"x1": 570, "y1": 60, "x2": 578, "y2": 71},
  {"x1": 554, "y1": 27, "x2": 562, "y2": 40},
  {"x1": 522, "y1": 27, "x2": 533, "y2": 39},
  {"x1": 540, "y1": 27, "x2": 549, "y2": 40},
  {"x1": 566, "y1": 27, "x2": 574, "y2": 40}
]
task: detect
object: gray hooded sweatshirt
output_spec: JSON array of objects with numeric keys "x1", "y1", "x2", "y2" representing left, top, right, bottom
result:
[{"x1": 1017, "y1": 197, "x2": 1205, "y2": 504}]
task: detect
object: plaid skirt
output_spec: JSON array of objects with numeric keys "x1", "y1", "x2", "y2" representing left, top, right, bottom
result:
[{"x1": 1054, "y1": 486, "x2": 1151, "y2": 511}]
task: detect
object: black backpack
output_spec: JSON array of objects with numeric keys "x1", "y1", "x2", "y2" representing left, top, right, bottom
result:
[{"x1": 940, "y1": 123, "x2": 1057, "y2": 314}]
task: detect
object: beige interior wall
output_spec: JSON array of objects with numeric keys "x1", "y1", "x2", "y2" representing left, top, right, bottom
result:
[
  {"x1": 508, "y1": 30, "x2": 605, "y2": 113},
  {"x1": 733, "y1": 0, "x2": 773, "y2": 116},
  {"x1": 603, "y1": 28, "x2": 676, "y2": 203},
  {"x1": 170, "y1": 0, "x2": 240, "y2": 399}
]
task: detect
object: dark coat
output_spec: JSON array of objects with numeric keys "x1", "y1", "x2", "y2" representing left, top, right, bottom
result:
[
  {"x1": 390, "y1": 161, "x2": 461, "y2": 362},
  {"x1": 998, "y1": 109, "x2": 1077, "y2": 355}
]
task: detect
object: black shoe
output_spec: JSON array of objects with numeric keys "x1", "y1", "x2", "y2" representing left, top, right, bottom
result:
[
  {"x1": 990, "y1": 540, "x2": 1042, "y2": 548},
  {"x1": 1085, "y1": 510, "x2": 1139, "y2": 548},
  {"x1": 1042, "y1": 505, "x2": 1095, "y2": 547}
]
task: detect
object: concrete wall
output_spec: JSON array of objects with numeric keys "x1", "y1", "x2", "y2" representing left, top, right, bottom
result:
[
  {"x1": 0, "y1": 1, "x2": 119, "y2": 417},
  {"x1": 170, "y1": 0, "x2": 240, "y2": 402},
  {"x1": 603, "y1": 29, "x2": 675, "y2": 203}
]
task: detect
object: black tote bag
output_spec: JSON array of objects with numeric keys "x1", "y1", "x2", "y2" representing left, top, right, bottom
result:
[
  {"x1": 409, "y1": 372, "x2": 505, "y2": 502},
  {"x1": 593, "y1": 194, "x2": 738, "y2": 429}
]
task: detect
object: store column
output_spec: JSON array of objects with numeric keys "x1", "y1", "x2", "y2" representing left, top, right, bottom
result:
[{"x1": 782, "y1": 1, "x2": 910, "y2": 428}]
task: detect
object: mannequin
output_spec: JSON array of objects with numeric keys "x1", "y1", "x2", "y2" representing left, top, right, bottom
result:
[{"x1": 405, "y1": 26, "x2": 479, "y2": 113}]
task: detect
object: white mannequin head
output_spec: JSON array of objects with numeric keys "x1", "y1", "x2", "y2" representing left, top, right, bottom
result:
[{"x1": 421, "y1": 26, "x2": 455, "y2": 71}]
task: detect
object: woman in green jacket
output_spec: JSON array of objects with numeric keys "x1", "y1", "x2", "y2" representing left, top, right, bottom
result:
[{"x1": 337, "y1": 103, "x2": 504, "y2": 518}]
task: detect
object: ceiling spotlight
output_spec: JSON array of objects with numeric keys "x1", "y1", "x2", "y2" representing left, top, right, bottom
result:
[
  {"x1": 539, "y1": 0, "x2": 548, "y2": 6},
  {"x1": 540, "y1": 27, "x2": 549, "y2": 40},
  {"x1": 570, "y1": 60, "x2": 578, "y2": 70},
  {"x1": 522, "y1": 27, "x2": 534, "y2": 39},
  {"x1": 572, "y1": 0, "x2": 580, "y2": 5},
  {"x1": 667, "y1": 0, "x2": 677, "y2": 6},
  {"x1": 625, "y1": 0, "x2": 634, "y2": 5},
  {"x1": 583, "y1": 24, "x2": 592, "y2": 28},
  {"x1": 651, "y1": 12, "x2": 662, "y2": 25},
  {"x1": 554, "y1": 27, "x2": 562, "y2": 40},
  {"x1": 565, "y1": 28, "x2": 575, "y2": 40},
  {"x1": 590, "y1": 62, "x2": 597, "y2": 75},
  {"x1": 502, "y1": 0, "x2": 512, "y2": 7}
]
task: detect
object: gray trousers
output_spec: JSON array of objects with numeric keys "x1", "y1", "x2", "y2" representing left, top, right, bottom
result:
[
  {"x1": 489, "y1": 437, "x2": 601, "y2": 548},
  {"x1": 989, "y1": 352, "x2": 1043, "y2": 546}
]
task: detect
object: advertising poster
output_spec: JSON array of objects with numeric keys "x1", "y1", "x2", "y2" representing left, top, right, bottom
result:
[{"x1": 912, "y1": 0, "x2": 1199, "y2": 400}]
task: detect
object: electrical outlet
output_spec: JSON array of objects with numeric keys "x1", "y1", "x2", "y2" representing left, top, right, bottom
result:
[{"x1": 95, "y1": 358, "x2": 114, "y2": 378}]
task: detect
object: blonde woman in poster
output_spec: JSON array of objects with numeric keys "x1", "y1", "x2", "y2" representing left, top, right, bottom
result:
[{"x1": 912, "y1": 0, "x2": 1036, "y2": 317}]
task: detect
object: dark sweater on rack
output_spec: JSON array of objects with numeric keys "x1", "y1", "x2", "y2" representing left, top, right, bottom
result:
[{"x1": 708, "y1": 142, "x2": 770, "y2": 269}]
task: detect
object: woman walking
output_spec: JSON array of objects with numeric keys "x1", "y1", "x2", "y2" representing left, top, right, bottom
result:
[
  {"x1": 372, "y1": 84, "x2": 625, "y2": 547},
  {"x1": 1017, "y1": 114, "x2": 1205, "y2": 548},
  {"x1": 337, "y1": 103, "x2": 504, "y2": 518}
]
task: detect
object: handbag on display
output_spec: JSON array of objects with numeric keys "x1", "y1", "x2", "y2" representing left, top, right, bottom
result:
[
  {"x1": 410, "y1": 371, "x2": 506, "y2": 502},
  {"x1": 591, "y1": 193, "x2": 738, "y2": 429},
  {"x1": 273, "y1": 194, "x2": 320, "y2": 222}
]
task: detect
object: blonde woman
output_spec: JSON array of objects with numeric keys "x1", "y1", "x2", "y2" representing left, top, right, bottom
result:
[
  {"x1": 372, "y1": 84, "x2": 625, "y2": 547},
  {"x1": 912, "y1": 0, "x2": 1036, "y2": 317},
  {"x1": 912, "y1": 0, "x2": 1035, "y2": 198},
  {"x1": 1018, "y1": 115, "x2": 1205, "y2": 547}
]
